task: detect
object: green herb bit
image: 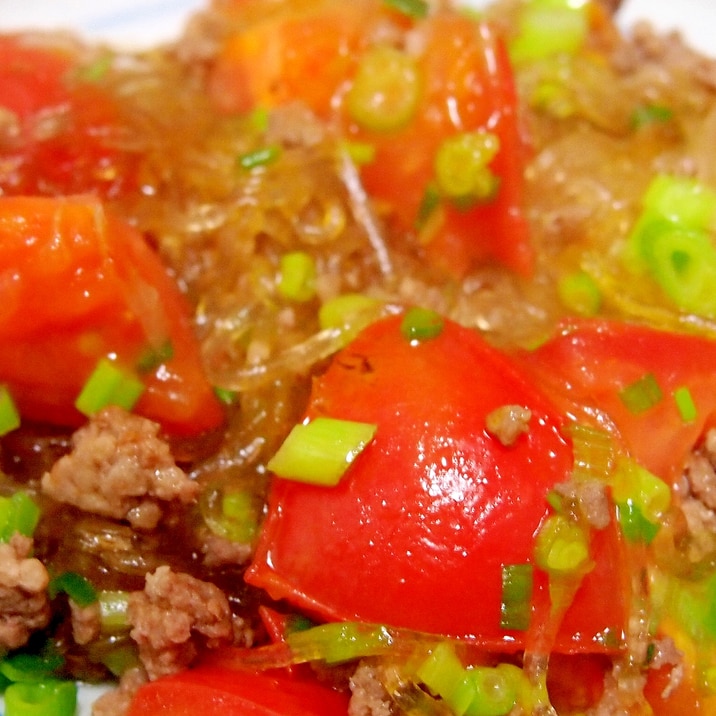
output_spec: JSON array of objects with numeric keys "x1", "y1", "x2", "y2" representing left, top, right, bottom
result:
[
  {"x1": 346, "y1": 45, "x2": 421, "y2": 132},
  {"x1": 286, "y1": 622, "x2": 395, "y2": 664},
  {"x1": 98, "y1": 590, "x2": 131, "y2": 632},
  {"x1": 213, "y1": 385, "x2": 238, "y2": 406},
  {"x1": 136, "y1": 339, "x2": 174, "y2": 373},
  {"x1": 434, "y1": 131, "x2": 500, "y2": 204},
  {"x1": 0, "y1": 385, "x2": 21, "y2": 436},
  {"x1": 4, "y1": 679, "x2": 77, "y2": 716},
  {"x1": 318, "y1": 293, "x2": 383, "y2": 331},
  {"x1": 238, "y1": 145, "x2": 281, "y2": 170},
  {"x1": 415, "y1": 183, "x2": 441, "y2": 231},
  {"x1": 267, "y1": 417, "x2": 377, "y2": 486},
  {"x1": 382, "y1": 0, "x2": 429, "y2": 19},
  {"x1": 673, "y1": 385, "x2": 697, "y2": 423},
  {"x1": 617, "y1": 500, "x2": 660, "y2": 544},
  {"x1": 557, "y1": 271, "x2": 601, "y2": 316},
  {"x1": 74, "y1": 357, "x2": 145, "y2": 417},
  {"x1": 500, "y1": 563, "x2": 533, "y2": 632},
  {"x1": 611, "y1": 457, "x2": 670, "y2": 524},
  {"x1": 49, "y1": 571, "x2": 97, "y2": 607},
  {"x1": 400, "y1": 307, "x2": 444, "y2": 343},
  {"x1": 0, "y1": 492, "x2": 40, "y2": 543},
  {"x1": 630, "y1": 104, "x2": 673, "y2": 130},
  {"x1": 618, "y1": 372, "x2": 663, "y2": 414},
  {"x1": 534, "y1": 514, "x2": 591, "y2": 576},
  {"x1": 277, "y1": 251, "x2": 316, "y2": 302},
  {"x1": 509, "y1": 0, "x2": 589, "y2": 65}
]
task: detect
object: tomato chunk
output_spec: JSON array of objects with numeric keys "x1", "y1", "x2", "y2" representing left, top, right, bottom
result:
[
  {"x1": 518, "y1": 319, "x2": 716, "y2": 484},
  {"x1": 0, "y1": 194, "x2": 224, "y2": 436},
  {"x1": 0, "y1": 35, "x2": 138, "y2": 198},
  {"x1": 208, "y1": 1, "x2": 532, "y2": 277},
  {"x1": 246, "y1": 314, "x2": 627, "y2": 652},
  {"x1": 127, "y1": 664, "x2": 349, "y2": 716}
]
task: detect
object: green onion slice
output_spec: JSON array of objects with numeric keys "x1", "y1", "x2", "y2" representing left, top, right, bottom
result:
[
  {"x1": 500, "y1": 564, "x2": 533, "y2": 632},
  {"x1": 400, "y1": 307, "x2": 444, "y2": 342},
  {"x1": 382, "y1": 0, "x2": 429, "y2": 19},
  {"x1": 534, "y1": 514, "x2": 591, "y2": 576},
  {"x1": 673, "y1": 385, "x2": 697, "y2": 423},
  {"x1": 74, "y1": 357, "x2": 145, "y2": 417},
  {"x1": 618, "y1": 372, "x2": 663, "y2": 414},
  {"x1": 4, "y1": 679, "x2": 77, "y2": 716},
  {"x1": 238, "y1": 145, "x2": 281, "y2": 170},
  {"x1": 277, "y1": 251, "x2": 316, "y2": 302},
  {"x1": 0, "y1": 385, "x2": 21, "y2": 436},
  {"x1": 0, "y1": 492, "x2": 40, "y2": 543},
  {"x1": 48, "y1": 571, "x2": 97, "y2": 607},
  {"x1": 267, "y1": 417, "x2": 377, "y2": 486}
]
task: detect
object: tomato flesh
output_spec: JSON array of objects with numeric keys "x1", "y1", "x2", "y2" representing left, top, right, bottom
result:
[
  {"x1": 0, "y1": 194, "x2": 224, "y2": 437},
  {"x1": 247, "y1": 315, "x2": 627, "y2": 651}
]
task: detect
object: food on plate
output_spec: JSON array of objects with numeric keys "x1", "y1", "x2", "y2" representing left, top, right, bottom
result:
[{"x1": 1, "y1": 0, "x2": 716, "y2": 713}]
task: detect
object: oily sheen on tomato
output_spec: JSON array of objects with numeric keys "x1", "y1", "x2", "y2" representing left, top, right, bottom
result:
[{"x1": 246, "y1": 314, "x2": 627, "y2": 652}]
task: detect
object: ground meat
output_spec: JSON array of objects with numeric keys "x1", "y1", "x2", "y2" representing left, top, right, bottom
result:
[
  {"x1": 127, "y1": 565, "x2": 234, "y2": 680},
  {"x1": 0, "y1": 533, "x2": 50, "y2": 649},
  {"x1": 485, "y1": 404, "x2": 531, "y2": 447},
  {"x1": 552, "y1": 479, "x2": 612, "y2": 530},
  {"x1": 200, "y1": 531, "x2": 253, "y2": 568},
  {"x1": 41, "y1": 406, "x2": 199, "y2": 530},
  {"x1": 678, "y1": 428, "x2": 716, "y2": 561},
  {"x1": 70, "y1": 598, "x2": 102, "y2": 645},
  {"x1": 648, "y1": 636, "x2": 684, "y2": 699},
  {"x1": 349, "y1": 661, "x2": 395, "y2": 716},
  {"x1": 91, "y1": 666, "x2": 148, "y2": 716}
]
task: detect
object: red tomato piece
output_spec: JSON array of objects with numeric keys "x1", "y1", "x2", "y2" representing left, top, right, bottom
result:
[
  {"x1": 0, "y1": 194, "x2": 224, "y2": 437},
  {"x1": 0, "y1": 35, "x2": 138, "y2": 198},
  {"x1": 208, "y1": 2, "x2": 532, "y2": 278},
  {"x1": 127, "y1": 664, "x2": 350, "y2": 716},
  {"x1": 517, "y1": 319, "x2": 716, "y2": 485},
  {"x1": 246, "y1": 314, "x2": 627, "y2": 652}
]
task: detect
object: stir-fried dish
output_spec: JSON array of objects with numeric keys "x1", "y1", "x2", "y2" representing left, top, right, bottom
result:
[{"x1": 2, "y1": 0, "x2": 716, "y2": 713}]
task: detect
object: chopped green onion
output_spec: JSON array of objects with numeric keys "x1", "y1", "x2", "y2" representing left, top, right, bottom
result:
[
  {"x1": 74, "y1": 357, "x2": 145, "y2": 417},
  {"x1": 673, "y1": 385, "x2": 697, "y2": 423},
  {"x1": 557, "y1": 271, "x2": 601, "y2": 316},
  {"x1": 642, "y1": 174, "x2": 716, "y2": 228},
  {"x1": 318, "y1": 293, "x2": 383, "y2": 331},
  {"x1": 417, "y1": 642, "x2": 473, "y2": 714},
  {"x1": 400, "y1": 307, "x2": 444, "y2": 342},
  {"x1": 500, "y1": 564, "x2": 533, "y2": 632},
  {"x1": 382, "y1": 0, "x2": 429, "y2": 19},
  {"x1": 347, "y1": 45, "x2": 421, "y2": 132},
  {"x1": 4, "y1": 679, "x2": 77, "y2": 716},
  {"x1": 213, "y1": 385, "x2": 238, "y2": 405},
  {"x1": 267, "y1": 417, "x2": 377, "y2": 486},
  {"x1": 48, "y1": 571, "x2": 97, "y2": 607},
  {"x1": 0, "y1": 492, "x2": 40, "y2": 542},
  {"x1": 248, "y1": 106, "x2": 270, "y2": 132},
  {"x1": 611, "y1": 457, "x2": 670, "y2": 524},
  {"x1": 0, "y1": 649, "x2": 64, "y2": 683},
  {"x1": 534, "y1": 514, "x2": 591, "y2": 576},
  {"x1": 98, "y1": 590, "x2": 131, "y2": 632},
  {"x1": 0, "y1": 385, "x2": 21, "y2": 436},
  {"x1": 238, "y1": 145, "x2": 281, "y2": 169},
  {"x1": 219, "y1": 490, "x2": 259, "y2": 543},
  {"x1": 340, "y1": 140, "x2": 376, "y2": 166},
  {"x1": 136, "y1": 339, "x2": 174, "y2": 373},
  {"x1": 415, "y1": 182, "x2": 441, "y2": 230},
  {"x1": 565, "y1": 422, "x2": 615, "y2": 482},
  {"x1": 630, "y1": 104, "x2": 673, "y2": 130},
  {"x1": 509, "y1": 0, "x2": 589, "y2": 65},
  {"x1": 618, "y1": 372, "x2": 663, "y2": 414},
  {"x1": 434, "y1": 132, "x2": 500, "y2": 203},
  {"x1": 463, "y1": 666, "x2": 518, "y2": 716},
  {"x1": 277, "y1": 251, "x2": 316, "y2": 302},
  {"x1": 286, "y1": 622, "x2": 394, "y2": 664},
  {"x1": 616, "y1": 500, "x2": 660, "y2": 544}
]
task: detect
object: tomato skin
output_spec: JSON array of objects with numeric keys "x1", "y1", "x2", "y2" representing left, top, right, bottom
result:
[
  {"x1": 208, "y1": 2, "x2": 532, "y2": 278},
  {"x1": 0, "y1": 194, "x2": 224, "y2": 437},
  {"x1": 127, "y1": 664, "x2": 350, "y2": 716},
  {"x1": 0, "y1": 35, "x2": 138, "y2": 198},
  {"x1": 246, "y1": 314, "x2": 627, "y2": 652},
  {"x1": 517, "y1": 319, "x2": 716, "y2": 484}
]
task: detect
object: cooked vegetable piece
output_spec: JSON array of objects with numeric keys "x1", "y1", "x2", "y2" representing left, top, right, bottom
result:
[
  {"x1": 519, "y1": 318, "x2": 716, "y2": 483},
  {"x1": 0, "y1": 195, "x2": 224, "y2": 436},
  {"x1": 247, "y1": 314, "x2": 627, "y2": 652},
  {"x1": 208, "y1": 1, "x2": 532, "y2": 278},
  {"x1": 127, "y1": 664, "x2": 350, "y2": 715}
]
